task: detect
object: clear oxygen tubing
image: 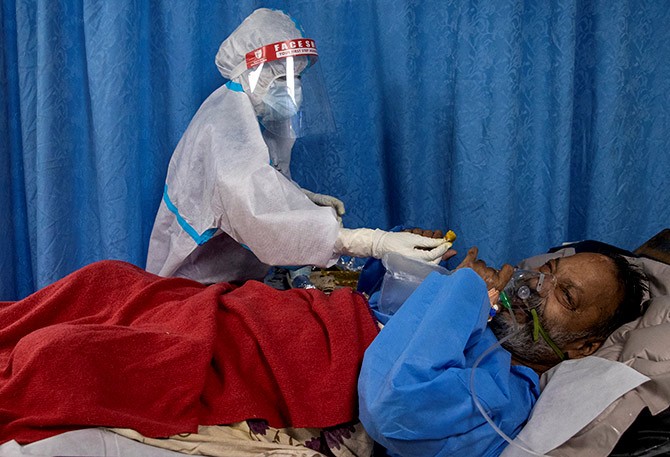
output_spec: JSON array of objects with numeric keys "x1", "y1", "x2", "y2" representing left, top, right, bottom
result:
[{"x1": 469, "y1": 330, "x2": 548, "y2": 457}]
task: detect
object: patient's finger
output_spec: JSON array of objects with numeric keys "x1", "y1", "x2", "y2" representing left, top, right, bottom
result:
[
  {"x1": 404, "y1": 227, "x2": 424, "y2": 236},
  {"x1": 404, "y1": 228, "x2": 444, "y2": 239},
  {"x1": 442, "y1": 249, "x2": 457, "y2": 262},
  {"x1": 456, "y1": 247, "x2": 479, "y2": 270},
  {"x1": 494, "y1": 264, "x2": 515, "y2": 291},
  {"x1": 477, "y1": 262, "x2": 514, "y2": 291},
  {"x1": 487, "y1": 288, "x2": 500, "y2": 307}
]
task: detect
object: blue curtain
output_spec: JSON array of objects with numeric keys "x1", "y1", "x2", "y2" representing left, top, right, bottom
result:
[{"x1": 2, "y1": 0, "x2": 669, "y2": 300}]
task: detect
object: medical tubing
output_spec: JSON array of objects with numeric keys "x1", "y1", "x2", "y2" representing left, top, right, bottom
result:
[
  {"x1": 469, "y1": 332, "x2": 547, "y2": 457},
  {"x1": 530, "y1": 309, "x2": 566, "y2": 361}
]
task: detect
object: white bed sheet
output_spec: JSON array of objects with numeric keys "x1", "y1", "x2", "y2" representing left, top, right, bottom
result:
[{"x1": 0, "y1": 428, "x2": 190, "y2": 457}]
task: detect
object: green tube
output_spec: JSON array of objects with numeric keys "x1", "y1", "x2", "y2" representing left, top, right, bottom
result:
[
  {"x1": 499, "y1": 291, "x2": 512, "y2": 311},
  {"x1": 530, "y1": 309, "x2": 566, "y2": 361}
]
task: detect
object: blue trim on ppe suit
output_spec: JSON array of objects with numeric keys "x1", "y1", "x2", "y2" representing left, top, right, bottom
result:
[
  {"x1": 358, "y1": 269, "x2": 540, "y2": 457},
  {"x1": 162, "y1": 185, "x2": 218, "y2": 246},
  {"x1": 225, "y1": 80, "x2": 244, "y2": 92}
]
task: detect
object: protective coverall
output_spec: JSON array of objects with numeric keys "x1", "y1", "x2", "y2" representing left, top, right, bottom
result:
[{"x1": 146, "y1": 8, "x2": 450, "y2": 284}]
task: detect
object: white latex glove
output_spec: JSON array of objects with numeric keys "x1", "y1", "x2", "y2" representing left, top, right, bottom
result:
[
  {"x1": 334, "y1": 228, "x2": 452, "y2": 264},
  {"x1": 301, "y1": 188, "x2": 346, "y2": 217}
]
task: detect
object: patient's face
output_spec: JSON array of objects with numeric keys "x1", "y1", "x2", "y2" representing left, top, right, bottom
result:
[{"x1": 490, "y1": 252, "x2": 623, "y2": 367}]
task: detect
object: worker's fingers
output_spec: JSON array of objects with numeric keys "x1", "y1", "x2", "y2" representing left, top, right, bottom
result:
[
  {"x1": 404, "y1": 241, "x2": 449, "y2": 262},
  {"x1": 424, "y1": 242, "x2": 452, "y2": 263},
  {"x1": 333, "y1": 200, "x2": 346, "y2": 217}
]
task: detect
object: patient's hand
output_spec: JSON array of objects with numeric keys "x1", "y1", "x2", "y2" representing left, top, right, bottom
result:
[
  {"x1": 456, "y1": 246, "x2": 514, "y2": 291},
  {"x1": 405, "y1": 228, "x2": 444, "y2": 238},
  {"x1": 404, "y1": 228, "x2": 457, "y2": 261}
]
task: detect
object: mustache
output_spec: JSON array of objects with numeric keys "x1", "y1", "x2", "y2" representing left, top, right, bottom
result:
[{"x1": 489, "y1": 307, "x2": 574, "y2": 364}]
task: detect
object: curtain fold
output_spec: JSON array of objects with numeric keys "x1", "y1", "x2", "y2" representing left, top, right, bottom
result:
[{"x1": 2, "y1": 0, "x2": 669, "y2": 299}]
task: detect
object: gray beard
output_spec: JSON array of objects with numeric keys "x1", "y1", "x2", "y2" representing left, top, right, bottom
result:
[{"x1": 489, "y1": 308, "x2": 573, "y2": 365}]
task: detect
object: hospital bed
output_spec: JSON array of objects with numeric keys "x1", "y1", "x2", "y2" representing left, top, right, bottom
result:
[{"x1": 1, "y1": 230, "x2": 669, "y2": 457}]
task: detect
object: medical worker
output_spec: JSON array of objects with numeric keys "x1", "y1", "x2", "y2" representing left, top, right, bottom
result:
[{"x1": 146, "y1": 8, "x2": 451, "y2": 284}]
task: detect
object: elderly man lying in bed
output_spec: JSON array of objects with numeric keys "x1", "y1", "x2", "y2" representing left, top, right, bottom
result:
[
  {"x1": 0, "y1": 245, "x2": 646, "y2": 457},
  {"x1": 359, "y1": 246, "x2": 647, "y2": 456}
]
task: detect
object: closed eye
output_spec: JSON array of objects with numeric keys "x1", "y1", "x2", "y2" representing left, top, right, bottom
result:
[{"x1": 559, "y1": 285, "x2": 577, "y2": 311}]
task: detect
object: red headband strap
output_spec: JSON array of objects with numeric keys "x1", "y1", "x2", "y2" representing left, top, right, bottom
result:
[{"x1": 245, "y1": 38, "x2": 318, "y2": 69}]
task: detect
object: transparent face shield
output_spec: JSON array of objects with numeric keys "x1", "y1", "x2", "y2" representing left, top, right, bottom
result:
[{"x1": 241, "y1": 38, "x2": 335, "y2": 138}]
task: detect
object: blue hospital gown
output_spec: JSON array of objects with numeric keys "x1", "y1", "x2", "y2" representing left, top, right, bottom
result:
[{"x1": 358, "y1": 269, "x2": 540, "y2": 457}]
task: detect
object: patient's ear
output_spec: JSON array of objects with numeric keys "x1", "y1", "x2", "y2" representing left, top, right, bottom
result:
[{"x1": 564, "y1": 337, "x2": 603, "y2": 359}]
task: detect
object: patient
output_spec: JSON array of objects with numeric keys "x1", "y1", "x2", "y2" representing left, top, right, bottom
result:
[
  {"x1": 467, "y1": 246, "x2": 645, "y2": 373},
  {"x1": 0, "y1": 246, "x2": 647, "y2": 457},
  {"x1": 358, "y1": 246, "x2": 648, "y2": 456}
]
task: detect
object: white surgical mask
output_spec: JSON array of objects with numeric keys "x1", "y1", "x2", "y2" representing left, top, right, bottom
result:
[{"x1": 262, "y1": 77, "x2": 303, "y2": 120}]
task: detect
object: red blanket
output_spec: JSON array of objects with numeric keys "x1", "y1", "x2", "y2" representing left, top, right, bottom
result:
[{"x1": 0, "y1": 260, "x2": 379, "y2": 444}]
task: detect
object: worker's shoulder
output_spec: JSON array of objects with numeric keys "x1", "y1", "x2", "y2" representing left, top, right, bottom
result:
[{"x1": 188, "y1": 84, "x2": 254, "y2": 128}]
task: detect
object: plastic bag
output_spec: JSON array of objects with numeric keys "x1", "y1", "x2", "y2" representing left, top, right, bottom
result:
[{"x1": 378, "y1": 252, "x2": 451, "y2": 315}]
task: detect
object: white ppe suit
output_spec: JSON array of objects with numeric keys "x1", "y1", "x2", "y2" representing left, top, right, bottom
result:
[{"x1": 146, "y1": 8, "x2": 451, "y2": 284}]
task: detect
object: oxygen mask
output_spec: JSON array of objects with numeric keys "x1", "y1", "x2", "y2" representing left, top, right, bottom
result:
[
  {"x1": 496, "y1": 268, "x2": 566, "y2": 362},
  {"x1": 498, "y1": 269, "x2": 555, "y2": 325}
]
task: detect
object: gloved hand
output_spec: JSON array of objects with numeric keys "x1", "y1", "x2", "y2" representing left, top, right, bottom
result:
[
  {"x1": 334, "y1": 228, "x2": 452, "y2": 264},
  {"x1": 301, "y1": 188, "x2": 346, "y2": 218}
]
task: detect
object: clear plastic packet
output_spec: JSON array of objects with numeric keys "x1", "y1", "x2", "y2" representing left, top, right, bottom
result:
[{"x1": 378, "y1": 252, "x2": 451, "y2": 315}]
